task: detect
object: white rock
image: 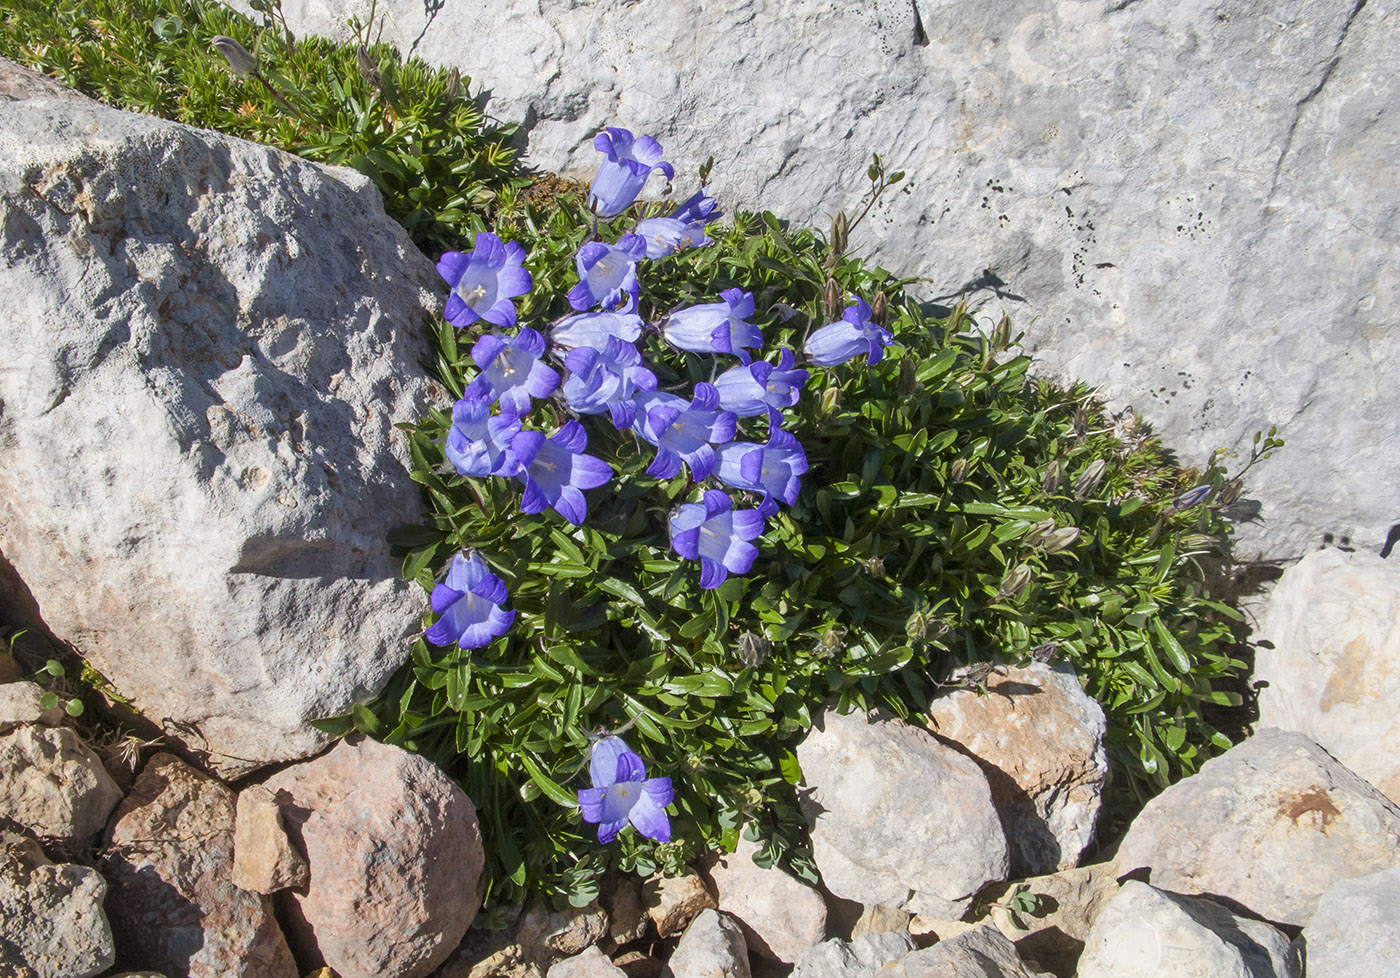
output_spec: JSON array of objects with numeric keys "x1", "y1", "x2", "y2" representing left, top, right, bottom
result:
[
  {"x1": 241, "y1": 0, "x2": 1400, "y2": 563},
  {"x1": 665, "y1": 910, "x2": 749, "y2": 978},
  {"x1": 796, "y1": 707, "x2": 1008, "y2": 917},
  {"x1": 704, "y1": 836, "x2": 827, "y2": 962},
  {"x1": 0, "y1": 680, "x2": 64, "y2": 733},
  {"x1": 1113, "y1": 728, "x2": 1400, "y2": 926},
  {"x1": 0, "y1": 88, "x2": 439, "y2": 776},
  {"x1": 790, "y1": 930, "x2": 915, "y2": 978},
  {"x1": 928, "y1": 662, "x2": 1107, "y2": 874},
  {"x1": 1256, "y1": 548, "x2": 1400, "y2": 803},
  {"x1": 1076, "y1": 881, "x2": 1299, "y2": 978},
  {"x1": 1296, "y1": 865, "x2": 1400, "y2": 978},
  {"x1": 0, "y1": 725, "x2": 122, "y2": 846},
  {"x1": 547, "y1": 947, "x2": 627, "y2": 978},
  {"x1": 0, "y1": 835, "x2": 115, "y2": 978},
  {"x1": 877, "y1": 926, "x2": 1050, "y2": 978}
]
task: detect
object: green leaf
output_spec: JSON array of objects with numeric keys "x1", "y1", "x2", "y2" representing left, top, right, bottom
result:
[{"x1": 520, "y1": 753, "x2": 576, "y2": 808}]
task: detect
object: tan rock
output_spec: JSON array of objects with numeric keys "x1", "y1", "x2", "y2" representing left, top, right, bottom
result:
[
  {"x1": 611, "y1": 950, "x2": 661, "y2": 978},
  {"x1": 928, "y1": 663, "x2": 1107, "y2": 875},
  {"x1": 643, "y1": 869, "x2": 716, "y2": 939},
  {"x1": 232, "y1": 785, "x2": 309, "y2": 893},
  {"x1": 704, "y1": 837, "x2": 827, "y2": 961},
  {"x1": 851, "y1": 904, "x2": 911, "y2": 939},
  {"x1": 907, "y1": 916, "x2": 979, "y2": 944},
  {"x1": 0, "y1": 724, "x2": 122, "y2": 845},
  {"x1": 519, "y1": 902, "x2": 610, "y2": 960},
  {"x1": 600, "y1": 874, "x2": 649, "y2": 946},
  {"x1": 0, "y1": 680, "x2": 64, "y2": 733},
  {"x1": 982, "y1": 863, "x2": 1120, "y2": 977},
  {"x1": 0, "y1": 834, "x2": 114, "y2": 978},
  {"x1": 104, "y1": 753, "x2": 296, "y2": 978}
]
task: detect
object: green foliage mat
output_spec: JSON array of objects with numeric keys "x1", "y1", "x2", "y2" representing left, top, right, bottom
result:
[{"x1": 2, "y1": 0, "x2": 1275, "y2": 910}]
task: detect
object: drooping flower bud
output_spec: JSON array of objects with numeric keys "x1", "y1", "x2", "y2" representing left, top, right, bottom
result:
[
  {"x1": 897, "y1": 357, "x2": 917, "y2": 397},
  {"x1": 211, "y1": 35, "x2": 258, "y2": 77},
  {"x1": 1172, "y1": 484, "x2": 1214, "y2": 510},
  {"x1": 1022, "y1": 518, "x2": 1057, "y2": 548},
  {"x1": 1073, "y1": 458, "x2": 1106, "y2": 498},
  {"x1": 1042, "y1": 460, "x2": 1063, "y2": 494},
  {"x1": 950, "y1": 458, "x2": 969, "y2": 484},
  {"x1": 872, "y1": 290, "x2": 888, "y2": 326},
  {"x1": 1042, "y1": 526, "x2": 1082, "y2": 553},
  {"x1": 948, "y1": 299, "x2": 967, "y2": 334},
  {"x1": 997, "y1": 564, "x2": 1034, "y2": 599}
]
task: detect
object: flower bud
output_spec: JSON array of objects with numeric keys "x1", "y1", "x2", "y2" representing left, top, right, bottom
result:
[
  {"x1": 991, "y1": 314, "x2": 1011, "y2": 352},
  {"x1": 955, "y1": 371, "x2": 977, "y2": 387},
  {"x1": 1022, "y1": 518, "x2": 1056, "y2": 547},
  {"x1": 1180, "y1": 533, "x2": 1219, "y2": 551},
  {"x1": 865, "y1": 555, "x2": 886, "y2": 578},
  {"x1": 737, "y1": 631, "x2": 770, "y2": 668},
  {"x1": 1219, "y1": 478, "x2": 1243, "y2": 505},
  {"x1": 1031, "y1": 641, "x2": 1060, "y2": 664},
  {"x1": 997, "y1": 564, "x2": 1034, "y2": 599},
  {"x1": 872, "y1": 290, "x2": 888, "y2": 326},
  {"x1": 356, "y1": 44, "x2": 381, "y2": 88},
  {"x1": 444, "y1": 66, "x2": 461, "y2": 101},
  {"x1": 905, "y1": 610, "x2": 928, "y2": 643},
  {"x1": 823, "y1": 278, "x2": 842, "y2": 320},
  {"x1": 830, "y1": 210, "x2": 849, "y2": 259},
  {"x1": 1073, "y1": 458, "x2": 1106, "y2": 498},
  {"x1": 817, "y1": 629, "x2": 845, "y2": 659},
  {"x1": 1042, "y1": 526, "x2": 1082, "y2": 553},
  {"x1": 950, "y1": 458, "x2": 969, "y2": 484},
  {"x1": 897, "y1": 357, "x2": 917, "y2": 397},
  {"x1": 819, "y1": 385, "x2": 841, "y2": 416},
  {"x1": 948, "y1": 299, "x2": 967, "y2": 334},
  {"x1": 1172, "y1": 484, "x2": 1213, "y2": 510},
  {"x1": 211, "y1": 35, "x2": 258, "y2": 77},
  {"x1": 1041, "y1": 460, "x2": 1063, "y2": 494},
  {"x1": 1073, "y1": 406, "x2": 1089, "y2": 436}
]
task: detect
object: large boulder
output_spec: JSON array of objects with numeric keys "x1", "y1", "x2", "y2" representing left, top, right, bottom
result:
[
  {"x1": 1297, "y1": 866, "x2": 1400, "y2": 978},
  {"x1": 241, "y1": 0, "x2": 1400, "y2": 563},
  {"x1": 789, "y1": 931, "x2": 915, "y2": 978},
  {"x1": 104, "y1": 753, "x2": 297, "y2": 978},
  {"x1": 797, "y1": 707, "x2": 1008, "y2": 918},
  {"x1": 0, "y1": 835, "x2": 115, "y2": 978},
  {"x1": 1256, "y1": 548, "x2": 1400, "y2": 802},
  {"x1": 1113, "y1": 728, "x2": 1400, "y2": 926},
  {"x1": 261, "y1": 735, "x2": 484, "y2": 978},
  {"x1": 0, "y1": 725, "x2": 122, "y2": 846},
  {"x1": 0, "y1": 77, "x2": 439, "y2": 776},
  {"x1": 927, "y1": 662, "x2": 1107, "y2": 875},
  {"x1": 1075, "y1": 881, "x2": 1300, "y2": 978}
]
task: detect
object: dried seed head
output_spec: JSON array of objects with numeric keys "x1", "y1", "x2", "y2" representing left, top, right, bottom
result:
[
  {"x1": 865, "y1": 555, "x2": 886, "y2": 578},
  {"x1": 356, "y1": 44, "x2": 381, "y2": 88},
  {"x1": 1031, "y1": 642, "x2": 1060, "y2": 664},
  {"x1": 210, "y1": 35, "x2": 258, "y2": 77},
  {"x1": 1042, "y1": 460, "x2": 1063, "y2": 494},
  {"x1": 830, "y1": 210, "x2": 849, "y2": 258},
  {"x1": 444, "y1": 67, "x2": 461, "y2": 101},
  {"x1": 905, "y1": 610, "x2": 928, "y2": 643},
  {"x1": 1219, "y1": 478, "x2": 1243, "y2": 505},
  {"x1": 817, "y1": 629, "x2": 844, "y2": 658}
]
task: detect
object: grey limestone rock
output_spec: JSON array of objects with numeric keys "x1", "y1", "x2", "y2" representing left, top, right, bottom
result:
[
  {"x1": 877, "y1": 926, "x2": 1050, "y2": 978},
  {"x1": 796, "y1": 707, "x2": 1008, "y2": 917},
  {"x1": 1076, "y1": 881, "x2": 1300, "y2": 978},
  {"x1": 0, "y1": 835, "x2": 115, "y2": 978},
  {"x1": 547, "y1": 947, "x2": 628, "y2": 978},
  {"x1": 703, "y1": 836, "x2": 827, "y2": 962},
  {"x1": 1296, "y1": 865, "x2": 1400, "y2": 978},
  {"x1": 0, "y1": 81, "x2": 440, "y2": 776},
  {"x1": 790, "y1": 930, "x2": 915, "y2": 978},
  {"x1": 233, "y1": 0, "x2": 1400, "y2": 564},
  {"x1": 664, "y1": 910, "x2": 749, "y2": 978},
  {"x1": 1256, "y1": 548, "x2": 1400, "y2": 803},
  {"x1": 1113, "y1": 728, "x2": 1400, "y2": 926},
  {"x1": 0, "y1": 725, "x2": 122, "y2": 846}
]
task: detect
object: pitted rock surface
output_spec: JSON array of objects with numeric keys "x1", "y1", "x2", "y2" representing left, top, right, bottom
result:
[
  {"x1": 0, "y1": 724, "x2": 122, "y2": 846},
  {"x1": 0, "y1": 835, "x2": 115, "y2": 978},
  {"x1": 703, "y1": 836, "x2": 827, "y2": 963},
  {"x1": 0, "y1": 82, "x2": 439, "y2": 776},
  {"x1": 262, "y1": 736, "x2": 484, "y2": 978}
]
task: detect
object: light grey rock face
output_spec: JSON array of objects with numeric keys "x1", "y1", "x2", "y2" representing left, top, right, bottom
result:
[
  {"x1": 1076, "y1": 881, "x2": 1300, "y2": 978},
  {"x1": 1256, "y1": 548, "x2": 1400, "y2": 803},
  {"x1": 879, "y1": 926, "x2": 1050, "y2": 978},
  {"x1": 1114, "y1": 728, "x2": 1400, "y2": 927},
  {"x1": 240, "y1": 0, "x2": 1400, "y2": 563},
  {"x1": 0, "y1": 725, "x2": 122, "y2": 846},
  {"x1": 0, "y1": 88, "x2": 440, "y2": 775},
  {"x1": 0, "y1": 680, "x2": 64, "y2": 732},
  {"x1": 797, "y1": 708, "x2": 1008, "y2": 917},
  {"x1": 0, "y1": 835, "x2": 115, "y2": 978},
  {"x1": 665, "y1": 910, "x2": 749, "y2": 978},
  {"x1": 519, "y1": 901, "x2": 609, "y2": 962},
  {"x1": 1297, "y1": 866, "x2": 1400, "y2": 978},
  {"x1": 546, "y1": 947, "x2": 627, "y2": 978},
  {"x1": 790, "y1": 930, "x2": 915, "y2": 978},
  {"x1": 704, "y1": 836, "x2": 827, "y2": 962},
  {"x1": 928, "y1": 662, "x2": 1107, "y2": 875}
]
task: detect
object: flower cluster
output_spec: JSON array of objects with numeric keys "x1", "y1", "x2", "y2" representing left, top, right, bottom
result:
[{"x1": 426, "y1": 126, "x2": 894, "y2": 844}]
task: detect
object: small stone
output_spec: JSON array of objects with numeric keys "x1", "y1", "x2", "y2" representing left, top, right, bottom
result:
[
  {"x1": 232, "y1": 785, "x2": 309, "y2": 893},
  {"x1": 1297, "y1": 865, "x2": 1400, "y2": 978},
  {"x1": 0, "y1": 834, "x2": 115, "y2": 978},
  {"x1": 0, "y1": 725, "x2": 122, "y2": 846},
  {"x1": 1076, "y1": 881, "x2": 1300, "y2": 978},
  {"x1": 665, "y1": 910, "x2": 749, "y2": 978},
  {"x1": 0, "y1": 680, "x2": 64, "y2": 732},
  {"x1": 704, "y1": 837, "x2": 827, "y2": 961},
  {"x1": 644, "y1": 870, "x2": 716, "y2": 939},
  {"x1": 880, "y1": 926, "x2": 1048, "y2": 978},
  {"x1": 790, "y1": 931, "x2": 915, "y2": 978},
  {"x1": 547, "y1": 947, "x2": 627, "y2": 978},
  {"x1": 519, "y1": 902, "x2": 610, "y2": 960}
]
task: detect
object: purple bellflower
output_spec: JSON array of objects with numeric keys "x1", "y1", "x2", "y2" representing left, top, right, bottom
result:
[
  {"x1": 550, "y1": 310, "x2": 644, "y2": 352},
  {"x1": 464, "y1": 327, "x2": 561, "y2": 417},
  {"x1": 632, "y1": 384, "x2": 737, "y2": 481},
  {"x1": 562, "y1": 337, "x2": 658, "y2": 429},
  {"x1": 569, "y1": 235, "x2": 647, "y2": 313},
  {"x1": 588, "y1": 128, "x2": 676, "y2": 218},
  {"x1": 669, "y1": 186, "x2": 723, "y2": 227},
  {"x1": 444, "y1": 396, "x2": 522, "y2": 477},
  {"x1": 712, "y1": 348, "x2": 809, "y2": 425},
  {"x1": 577, "y1": 735, "x2": 673, "y2": 844},
  {"x1": 511, "y1": 420, "x2": 614, "y2": 525},
  {"x1": 437, "y1": 232, "x2": 533, "y2": 329},
  {"x1": 669, "y1": 489, "x2": 767, "y2": 589},
  {"x1": 714, "y1": 430, "x2": 808, "y2": 507},
  {"x1": 803, "y1": 297, "x2": 894, "y2": 366},
  {"x1": 660, "y1": 288, "x2": 763, "y2": 363},
  {"x1": 425, "y1": 551, "x2": 515, "y2": 650},
  {"x1": 634, "y1": 217, "x2": 711, "y2": 260}
]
